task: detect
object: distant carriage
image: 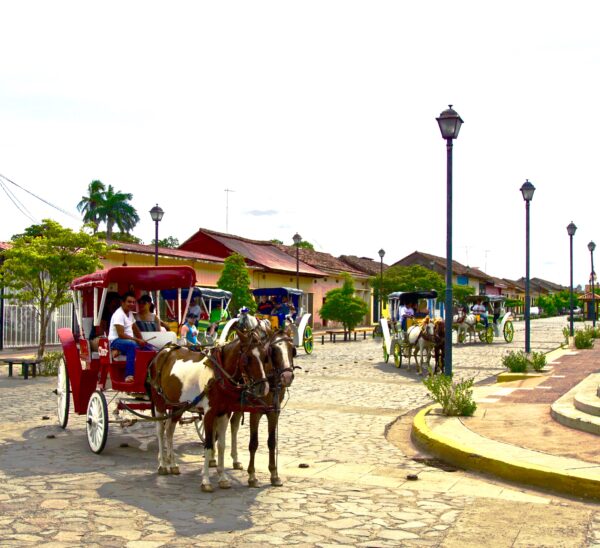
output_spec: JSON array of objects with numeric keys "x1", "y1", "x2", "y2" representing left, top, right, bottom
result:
[{"x1": 454, "y1": 295, "x2": 514, "y2": 344}]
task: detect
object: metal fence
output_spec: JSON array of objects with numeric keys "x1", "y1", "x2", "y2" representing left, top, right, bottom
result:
[{"x1": 1, "y1": 298, "x2": 73, "y2": 349}]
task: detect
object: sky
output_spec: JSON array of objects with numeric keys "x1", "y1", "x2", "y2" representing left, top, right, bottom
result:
[{"x1": 1, "y1": 1, "x2": 599, "y2": 288}]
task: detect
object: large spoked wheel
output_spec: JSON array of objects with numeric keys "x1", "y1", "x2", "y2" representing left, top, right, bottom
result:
[
  {"x1": 479, "y1": 326, "x2": 494, "y2": 344},
  {"x1": 393, "y1": 342, "x2": 402, "y2": 368},
  {"x1": 383, "y1": 341, "x2": 389, "y2": 363},
  {"x1": 86, "y1": 390, "x2": 109, "y2": 454},
  {"x1": 56, "y1": 358, "x2": 70, "y2": 429},
  {"x1": 194, "y1": 417, "x2": 206, "y2": 445},
  {"x1": 303, "y1": 325, "x2": 314, "y2": 354},
  {"x1": 503, "y1": 321, "x2": 514, "y2": 343}
]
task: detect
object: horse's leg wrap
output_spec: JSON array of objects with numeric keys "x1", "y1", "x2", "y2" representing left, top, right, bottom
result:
[
  {"x1": 216, "y1": 415, "x2": 231, "y2": 489},
  {"x1": 230, "y1": 412, "x2": 244, "y2": 470},
  {"x1": 166, "y1": 418, "x2": 179, "y2": 474},
  {"x1": 201, "y1": 413, "x2": 215, "y2": 492},
  {"x1": 156, "y1": 413, "x2": 169, "y2": 475}
]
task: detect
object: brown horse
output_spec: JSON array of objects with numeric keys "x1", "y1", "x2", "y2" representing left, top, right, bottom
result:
[
  {"x1": 149, "y1": 328, "x2": 271, "y2": 492},
  {"x1": 432, "y1": 319, "x2": 445, "y2": 374},
  {"x1": 229, "y1": 328, "x2": 297, "y2": 487}
]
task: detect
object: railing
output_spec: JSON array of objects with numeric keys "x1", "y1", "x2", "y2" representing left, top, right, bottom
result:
[{"x1": 1, "y1": 298, "x2": 73, "y2": 349}]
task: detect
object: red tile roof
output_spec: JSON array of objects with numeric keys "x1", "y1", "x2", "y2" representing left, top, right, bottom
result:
[
  {"x1": 0, "y1": 242, "x2": 12, "y2": 251},
  {"x1": 394, "y1": 251, "x2": 492, "y2": 281},
  {"x1": 339, "y1": 255, "x2": 388, "y2": 276},
  {"x1": 277, "y1": 246, "x2": 366, "y2": 277}
]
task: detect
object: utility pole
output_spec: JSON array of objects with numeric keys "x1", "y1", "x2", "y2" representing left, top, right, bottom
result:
[{"x1": 224, "y1": 189, "x2": 235, "y2": 233}]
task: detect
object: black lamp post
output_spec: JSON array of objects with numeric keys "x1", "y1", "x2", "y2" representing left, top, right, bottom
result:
[
  {"x1": 589, "y1": 241, "x2": 596, "y2": 327},
  {"x1": 520, "y1": 179, "x2": 535, "y2": 353},
  {"x1": 567, "y1": 221, "x2": 577, "y2": 337},
  {"x1": 437, "y1": 105, "x2": 463, "y2": 376},
  {"x1": 150, "y1": 204, "x2": 164, "y2": 266},
  {"x1": 293, "y1": 233, "x2": 302, "y2": 289},
  {"x1": 378, "y1": 249, "x2": 385, "y2": 321}
]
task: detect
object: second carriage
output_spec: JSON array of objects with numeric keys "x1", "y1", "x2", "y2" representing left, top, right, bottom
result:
[
  {"x1": 253, "y1": 287, "x2": 314, "y2": 354},
  {"x1": 380, "y1": 290, "x2": 438, "y2": 367},
  {"x1": 455, "y1": 295, "x2": 514, "y2": 344}
]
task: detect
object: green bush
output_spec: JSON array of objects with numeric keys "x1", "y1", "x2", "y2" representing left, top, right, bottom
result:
[
  {"x1": 423, "y1": 374, "x2": 477, "y2": 417},
  {"x1": 584, "y1": 325, "x2": 600, "y2": 339},
  {"x1": 574, "y1": 329, "x2": 594, "y2": 349},
  {"x1": 39, "y1": 351, "x2": 63, "y2": 376},
  {"x1": 502, "y1": 351, "x2": 528, "y2": 373},
  {"x1": 502, "y1": 350, "x2": 547, "y2": 372},
  {"x1": 530, "y1": 351, "x2": 547, "y2": 372},
  {"x1": 562, "y1": 326, "x2": 570, "y2": 345}
]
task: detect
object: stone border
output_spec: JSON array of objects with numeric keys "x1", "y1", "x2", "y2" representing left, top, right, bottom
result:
[{"x1": 412, "y1": 404, "x2": 600, "y2": 500}]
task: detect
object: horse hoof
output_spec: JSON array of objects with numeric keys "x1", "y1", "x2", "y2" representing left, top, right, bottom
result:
[
  {"x1": 201, "y1": 483, "x2": 214, "y2": 493},
  {"x1": 271, "y1": 477, "x2": 283, "y2": 487},
  {"x1": 157, "y1": 466, "x2": 169, "y2": 476},
  {"x1": 209, "y1": 459, "x2": 217, "y2": 468},
  {"x1": 233, "y1": 461, "x2": 244, "y2": 470},
  {"x1": 248, "y1": 479, "x2": 259, "y2": 488},
  {"x1": 170, "y1": 466, "x2": 180, "y2": 475},
  {"x1": 218, "y1": 480, "x2": 231, "y2": 489}
]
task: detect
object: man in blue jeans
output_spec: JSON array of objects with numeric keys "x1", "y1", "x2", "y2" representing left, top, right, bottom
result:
[{"x1": 108, "y1": 291, "x2": 151, "y2": 382}]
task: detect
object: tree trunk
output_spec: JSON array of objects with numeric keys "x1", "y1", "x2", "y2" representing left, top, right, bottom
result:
[{"x1": 38, "y1": 312, "x2": 49, "y2": 361}]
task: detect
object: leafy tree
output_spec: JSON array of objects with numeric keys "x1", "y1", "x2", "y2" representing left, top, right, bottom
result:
[
  {"x1": 320, "y1": 273, "x2": 368, "y2": 333},
  {"x1": 296, "y1": 240, "x2": 314, "y2": 250},
  {"x1": 77, "y1": 180, "x2": 106, "y2": 233},
  {"x1": 270, "y1": 239, "x2": 283, "y2": 245},
  {"x1": 96, "y1": 231, "x2": 143, "y2": 244},
  {"x1": 1, "y1": 220, "x2": 107, "y2": 359},
  {"x1": 537, "y1": 294, "x2": 557, "y2": 316},
  {"x1": 95, "y1": 185, "x2": 139, "y2": 238},
  {"x1": 452, "y1": 284, "x2": 475, "y2": 304},
  {"x1": 370, "y1": 265, "x2": 445, "y2": 303},
  {"x1": 217, "y1": 253, "x2": 256, "y2": 314},
  {"x1": 78, "y1": 181, "x2": 140, "y2": 238},
  {"x1": 152, "y1": 236, "x2": 180, "y2": 248}
]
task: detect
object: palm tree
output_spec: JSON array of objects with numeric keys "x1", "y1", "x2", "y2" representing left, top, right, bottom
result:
[
  {"x1": 77, "y1": 180, "x2": 106, "y2": 233},
  {"x1": 95, "y1": 185, "x2": 140, "y2": 239}
]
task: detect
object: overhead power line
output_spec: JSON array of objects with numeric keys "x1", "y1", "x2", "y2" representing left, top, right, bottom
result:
[
  {"x1": 0, "y1": 173, "x2": 80, "y2": 220},
  {"x1": 0, "y1": 178, "x2": 37, "y2": 223}
]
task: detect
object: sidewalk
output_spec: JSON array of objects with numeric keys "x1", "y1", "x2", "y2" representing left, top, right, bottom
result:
[{"x1": 411, "y1": 344, "x2": 600, "y2": 500}]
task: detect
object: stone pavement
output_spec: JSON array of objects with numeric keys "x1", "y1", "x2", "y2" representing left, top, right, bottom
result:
[{"x1": 1, "y1": 317, "x2": 600, "y2": 546}]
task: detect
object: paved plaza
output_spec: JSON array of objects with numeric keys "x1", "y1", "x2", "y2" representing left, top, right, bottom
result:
[{"x1": 1, "y1": 317, "x2": 599, "y2": 546}]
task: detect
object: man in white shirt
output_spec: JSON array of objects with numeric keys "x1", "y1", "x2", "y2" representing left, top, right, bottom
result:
[
  {"x1": 471, "y1": 299, "x2": 489, "y2": 328},
  {"x1": 108, "y1": 291, "x2": 150, "y2": 383}
]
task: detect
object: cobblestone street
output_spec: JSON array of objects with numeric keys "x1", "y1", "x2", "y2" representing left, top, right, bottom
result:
[{"x1": 1, "y1": 317, "x2": 599, "y2": 546}]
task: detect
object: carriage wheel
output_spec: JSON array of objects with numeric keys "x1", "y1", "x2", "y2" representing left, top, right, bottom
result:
[
  {"x1": 503, "y1": 321, "x2": 514, "y2": 343},
  {"x1": 382, "y1": 341, "x2": 389, "y2": 363},
  {"x1": 303, "y1": 326, "x2": 314, "y2": 354},
  {"x1": 86, "y1": 390, "x2": 109, "y2": 454},
  {"x1": 393, "y1": 342, "x2": 402, "y2": 368},
  {"x1": 483, "y1": 326, "x2": 494, "y2": 344},
  {"x1": 56, "y1": 358, "x2": 70, "y2": 429},
  {"x1": 194, "y1": 417, "x2": 206, "y2": 445}
]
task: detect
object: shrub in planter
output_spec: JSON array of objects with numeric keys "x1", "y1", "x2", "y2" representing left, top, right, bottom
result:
[
  {"x1": 423, "y1": 374, "x2": 477, "y2": 417},
  {"x1": 530, "y1": 351, "x2": 547, "y2": 372},
  {"x1": 574, "y1": 329, "x2": 594, "y2": 349},
  {"x1": 501, "y1": 351, "x2": 528, "y2": 373}
]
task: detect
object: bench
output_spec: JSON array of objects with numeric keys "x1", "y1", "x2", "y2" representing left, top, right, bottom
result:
[
  {"x1": 323, "y1": 327, "x2": 372, "y2": 343},
  {"x1": 1, "y1": 358, "x2": 42, "y2": 380}
]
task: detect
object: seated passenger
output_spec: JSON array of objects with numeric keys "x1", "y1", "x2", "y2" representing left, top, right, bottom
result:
[
  {"x1": 180, "y1": 313, "x2": 199, "y2": 345},
  {"x1": 108, "y1": 291, "x2": 153, "y2": 383},
  {"x1": 257, "y1": 295, "x2": 274, "y2": 315},
  {"x1": 135, "y1": 294, "x2": 169, "y2": 332},
  {"x1": 400, "y1": 303, "x2": 414, "y2": 332},
  {"x1": 207, "y1": 303, "x2": 229, "y2": 336},
  {"x1": 471, "y1": 299, "x2": 489, "y2": 327}
]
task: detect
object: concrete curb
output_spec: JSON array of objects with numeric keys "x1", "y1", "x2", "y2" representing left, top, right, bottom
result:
[{"x1": 412, "y1": 404, "x2": 600, "y2": 500}]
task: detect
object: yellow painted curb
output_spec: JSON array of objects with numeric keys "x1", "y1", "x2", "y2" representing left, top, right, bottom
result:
[
  {"x1": 497, "y1": 372, "x2": 545, "y2": 383},
  {"x1": 412, "y1": 404, "x2": 600, "y2": 500}
]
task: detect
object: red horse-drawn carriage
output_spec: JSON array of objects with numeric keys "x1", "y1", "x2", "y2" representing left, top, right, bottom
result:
[{"x1": 56, "y1": 266, "x2": 198, "y2": 453}]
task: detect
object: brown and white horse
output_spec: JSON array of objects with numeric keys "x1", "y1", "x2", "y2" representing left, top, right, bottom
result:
[
  {"x1": 149, "y1": 329, "x2": 271, "y2": 492},
  {"x1": 405, "y1": 317, "x2": 436, "y2": 375},
  {"x1": 229, "y1": 328, "x2": 297, "y2": 487}
]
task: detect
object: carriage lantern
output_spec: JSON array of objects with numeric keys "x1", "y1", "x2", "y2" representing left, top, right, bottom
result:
[
  {"x1": 378, "y1": 249, "x2": 385, "y2": 321},
  {"x1": 293, "y1": 233, "x2": 302, "y2": 289}
]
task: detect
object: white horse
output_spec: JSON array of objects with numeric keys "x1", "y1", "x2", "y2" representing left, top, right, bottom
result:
[
  {"x1": 405, "y1": 317, "x2": 436, "y2": 375},
  {"x1": 453, "y1": 310, "x2": 477, "y2": 343}
]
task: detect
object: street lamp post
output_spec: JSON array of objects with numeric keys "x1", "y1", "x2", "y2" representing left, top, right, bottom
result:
[
  {"x1": 293, "y1": 233, "x2": 302, "y2": 290},
  {"x1": 378, "y1": 249, "x2": 385, "y2": 322},
  {"x1": 520, "y1": 180, "x2": 535, "y2": 353},
  {"x1": 436, "y1": 105, "x2": 464, "y2": 376},
  {"x1": 567, "y1": 222, "x2": 577, "y2": 337},
  {"x1": 149, "y1": 204, "x2": 164, "y2": 266},
  {"x1": 589, "y1": 241, "x2": 596, "y2": 327}
]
